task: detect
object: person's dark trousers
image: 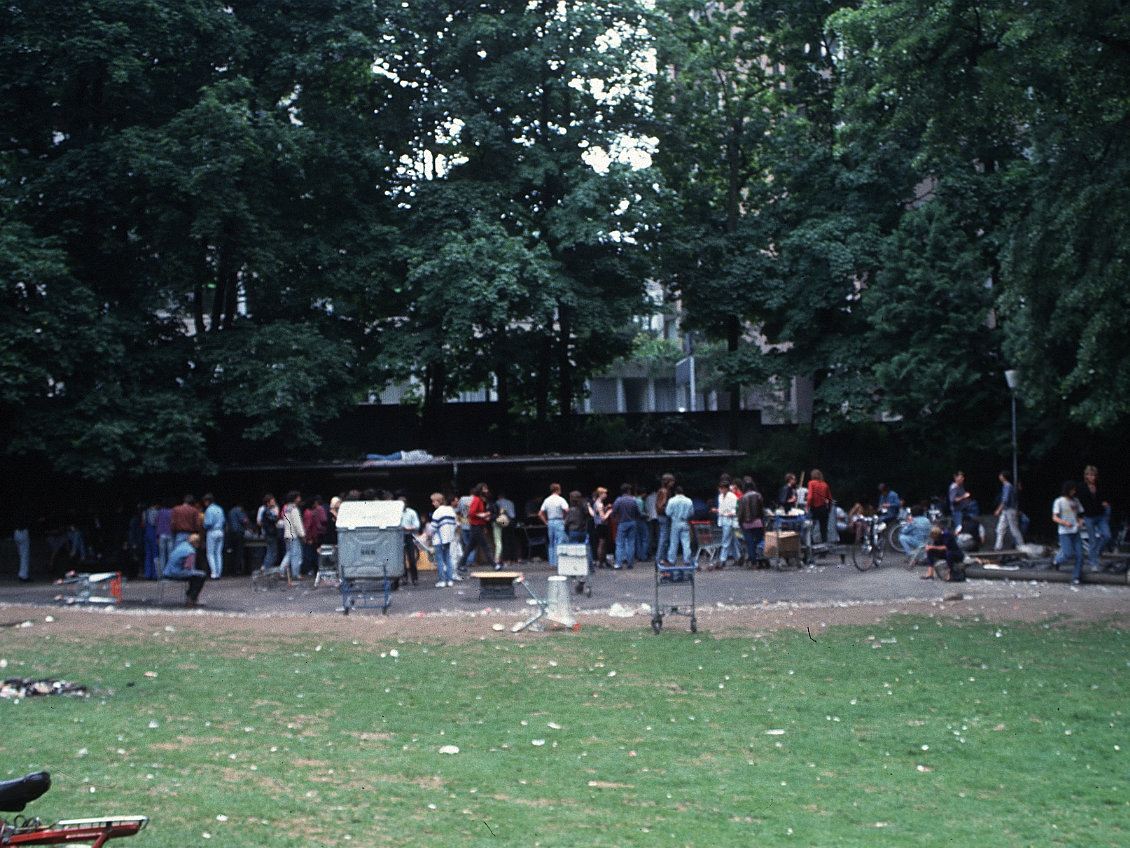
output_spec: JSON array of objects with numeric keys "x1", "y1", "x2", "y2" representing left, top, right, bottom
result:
[
  {"x1": 404, "y1": 533, "x2": 418, "y2": 584},
  {"x1": 301, "y1": 542, "x2": 318, "y2": 575},
  {"x1": 228, "y1": 530, "x2": 246, "y2": 575},
  {"x1": 460, "y1": 525, "x2": 496, "y2": 570},
  {"x1": 811, "y1": 505, "x2": 830, "y2": 543}
]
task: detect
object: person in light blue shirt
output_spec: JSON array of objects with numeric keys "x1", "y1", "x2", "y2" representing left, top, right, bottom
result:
[
  {"x1": 163, "y1": 534, "x2": 207, "y2": 606},
  {"x1": 664, "y1": 487, "x2": 695, "y2": 565},
  {"x1": 202, "y1": 494, "x2": 226, "y2": 579},
  {"x1": 898, "y1": 505, "x2": 932, "y2": 564}
]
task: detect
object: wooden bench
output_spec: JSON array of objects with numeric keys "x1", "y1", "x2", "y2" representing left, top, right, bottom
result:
[{"x1": 472, "y1": 570, "x2": 522, "y2": 600}]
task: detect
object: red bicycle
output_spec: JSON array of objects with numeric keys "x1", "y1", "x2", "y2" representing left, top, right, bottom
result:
[{"x1": 1, "y1": 772, "x2": 148, "y2": 847}]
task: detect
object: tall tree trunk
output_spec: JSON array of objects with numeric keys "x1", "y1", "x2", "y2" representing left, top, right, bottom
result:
[
  {"x1": 557, "y1": 303, "x2": 572, "y2": 417},
  {"x1": 495, "y1": 364, "x2": 510, "y2": 451}
]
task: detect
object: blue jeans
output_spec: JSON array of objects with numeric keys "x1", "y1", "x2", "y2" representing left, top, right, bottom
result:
[
  {"x1": 433, "y1": 542, "x2": 453, "y2": 583},
  {"x1": 206, "y1": 529, "x2": 225, "y2": 578},
  {"x1": 1056, "y1": 533, "x2": 1084, "y2": 582},
  {"x1": 720, "y1": 520, "x2": 742, "y2": 561},
  {"x1": 158, "y1": 534, "x2": 173, "y2": 572},
  {"x1": 667, "y1": 521, "x2": 692, "y2": 564},
  {"x1": 547, "y1": 518, "x2": 566, "y2": 568},
  {"x1": 615, "y1": 521, "x2": 636, "y2": 567},
  {"x1": 656, "y1": 517, "x2": 671, "y2": 563},
  {"x1": 1083, "y1": 515, "x2": 1111, "y2": 569},
  {"x1": 635, "y1": 519, "x2": 650, "y2": 560},
  {"x1": 282, "y1": 537, "x2": 304, "y2": 578},
  {"x1": 144, "y1": 526, "x2": 160, "y2": 580},
  {"x1": 742, "y1": 526, "x2": 765, "y2": 562},
  {"x1": 261, "y1": 537, "x2": 278, "y2": 570}
]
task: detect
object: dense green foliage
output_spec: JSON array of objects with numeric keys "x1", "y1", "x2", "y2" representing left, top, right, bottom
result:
[{"x1": 1, "y1": 0, "x2": 1126, "y2": 478}]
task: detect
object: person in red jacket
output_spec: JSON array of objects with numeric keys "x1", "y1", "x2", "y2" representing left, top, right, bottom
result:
[
  {"x1": 807, "y1": 470, "x2": 833, "y2": 544},
  {"x1": 458, "y1": 483, "x2": 501, "y2": 572}
]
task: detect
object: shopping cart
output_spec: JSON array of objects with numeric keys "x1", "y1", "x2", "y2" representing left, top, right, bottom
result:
[
  {"x1": 691, "y1": 521, "x2": 722, "y2": 568},
  {"x1": 651, "y1": 562, "x2": 697, "y2": 634}
]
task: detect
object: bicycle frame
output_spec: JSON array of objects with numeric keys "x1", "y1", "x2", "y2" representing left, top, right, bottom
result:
[
  {"x1": 4, "y1": 817, "x2": 148, "y2": 847},
  {"x1": 1, "y1": 773, "x2": 148, "y2": 848}
]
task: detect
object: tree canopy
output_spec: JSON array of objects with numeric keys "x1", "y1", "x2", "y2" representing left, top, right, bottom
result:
[{"x1": 2, "y1": 0, "x2": 1126, "y2": 479}]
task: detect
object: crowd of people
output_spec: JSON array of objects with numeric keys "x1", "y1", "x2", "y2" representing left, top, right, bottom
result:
[{"x1": 7, "y1": 465, "x2": 1119, "y2": 601}]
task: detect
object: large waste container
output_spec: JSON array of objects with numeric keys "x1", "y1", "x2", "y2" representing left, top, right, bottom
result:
[{"x1": 336, "y1": 500, "x2": 405, "y2": 615}]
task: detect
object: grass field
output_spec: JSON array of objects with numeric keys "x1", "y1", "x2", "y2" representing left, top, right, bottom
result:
[{"x1": 2, "y1": 615, "x2": 1126, "y2": 847}]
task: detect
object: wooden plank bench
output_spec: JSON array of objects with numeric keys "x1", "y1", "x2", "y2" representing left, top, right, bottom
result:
[{"x1": 472, "y1": 570, "x2": 522, "y2": 600}]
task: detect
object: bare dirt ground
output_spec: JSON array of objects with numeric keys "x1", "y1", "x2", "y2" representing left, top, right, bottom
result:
[{"x1": 3, "y1": 564, "x2": 1127, "y2": 644}]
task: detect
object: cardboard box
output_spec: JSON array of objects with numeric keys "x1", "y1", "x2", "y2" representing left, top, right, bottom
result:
[{"x1": 764, "y1": 531, "x2": 799, "y2": 558}]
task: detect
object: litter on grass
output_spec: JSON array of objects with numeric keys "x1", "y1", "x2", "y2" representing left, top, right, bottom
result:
[{"x1": 1, "y1": 677, "x2": 88, "y2": 700}]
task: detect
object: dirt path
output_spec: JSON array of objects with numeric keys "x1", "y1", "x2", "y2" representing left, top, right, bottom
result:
[{"x1": 3, "y1": 578, "x2": 1126, "y2": 644}]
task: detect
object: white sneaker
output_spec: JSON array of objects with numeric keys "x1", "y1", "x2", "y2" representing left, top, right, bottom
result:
[
  {"x1": 452, "y1": 573, "x2": 464, "y2": 581},
  {"x1": 446, "y1": 580, "x2": 454, "y2": 587},
  {"x1": 436, "y1": 580, "x2": 447, "y2": 588}
]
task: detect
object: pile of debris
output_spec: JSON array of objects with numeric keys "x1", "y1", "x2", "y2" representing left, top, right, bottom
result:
[{"x1": 1, "y1": 678, "x2": 88, "y2": 700}]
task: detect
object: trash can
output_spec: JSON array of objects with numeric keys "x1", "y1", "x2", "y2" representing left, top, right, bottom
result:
[{"x1": 336, "y1": 500, "x2": 406, "y2": 615}]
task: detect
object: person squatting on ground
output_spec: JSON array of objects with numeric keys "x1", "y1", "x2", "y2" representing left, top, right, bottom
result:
[
  {"x1": 899, "y1": 505, "x2": 932, "y2": 564},
  {"x1": 923, "y1": 525, "x2": 965, "y2": 581},
  {"x1": 163, "y1": 532, "x2": 207, "y2": 607}
]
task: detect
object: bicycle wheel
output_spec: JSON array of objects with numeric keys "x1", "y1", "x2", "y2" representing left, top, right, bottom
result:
[
  {"x1": 889, "y1": 522, "x2": 903, "y2": 551},
  {"x1": 872, "y1": 531, "x2": 887, "y2": 568},
  {"x1": 852, "y1": 538, "x2": 872, "y2": 571}
]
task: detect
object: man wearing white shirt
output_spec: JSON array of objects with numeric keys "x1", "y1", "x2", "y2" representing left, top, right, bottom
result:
[{"x1": 539, "y1": 483, "x2": 569, "y2": 569}]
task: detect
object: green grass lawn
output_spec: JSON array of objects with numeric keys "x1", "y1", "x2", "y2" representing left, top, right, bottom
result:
[{"x1": 2, "y1": 616, "x2": 1126, "y2": 847}]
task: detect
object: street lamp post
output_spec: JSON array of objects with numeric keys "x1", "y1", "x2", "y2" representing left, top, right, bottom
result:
[{"x1": 1004, "y1": 370, "x2": 1019, "y2": 487}]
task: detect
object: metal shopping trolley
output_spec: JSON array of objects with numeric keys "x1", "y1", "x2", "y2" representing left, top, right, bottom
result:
[
  {"x1": 651, "y1": 561, "x2": 697, "y2": 634},
  {"x1": 691, "y1": 521, "x2": 722, "y2": 568}
]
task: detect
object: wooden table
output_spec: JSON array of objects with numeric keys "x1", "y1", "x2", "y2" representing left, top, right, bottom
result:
[{"x1": 472, "y1": 570, "x2": 522, "y2": 600}]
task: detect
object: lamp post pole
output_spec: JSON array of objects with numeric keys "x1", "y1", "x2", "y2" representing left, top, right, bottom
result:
[{"x1": 1004, "y1": 370, "x2": 1019, "y2": 487}]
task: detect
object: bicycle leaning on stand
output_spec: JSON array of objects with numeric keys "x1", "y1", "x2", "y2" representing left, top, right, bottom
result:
[{"x1": 1, "y1": 772, "x2": 148, "y2": 848}]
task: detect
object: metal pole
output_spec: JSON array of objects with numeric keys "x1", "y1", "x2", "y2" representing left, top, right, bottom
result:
[{"x1": 1011, "y1": 391, "x2": 1018, "y2": 488}]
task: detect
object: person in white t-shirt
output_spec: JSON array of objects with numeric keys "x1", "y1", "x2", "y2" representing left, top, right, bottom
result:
[
  {"x1": 539, "y1": 483, "x2": 569, "y2": 569},
  {"x1": 1052, "y1": 481, "x2": 1084, "y2": 584}
]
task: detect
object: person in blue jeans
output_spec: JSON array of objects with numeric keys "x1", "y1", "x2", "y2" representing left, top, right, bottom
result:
[
  {"x1": 1078, "y1": 465, "x2": 1111, "y2": 570},
  {"x1": 610, "y1": 483, "x2": 640, "y2": 569},
  {"x1": 664, "y1": 486, "x2": 695, "y2": 565},
  {"x1": 1053, "y1": 482, "x2": 1085, "y2": 584}
]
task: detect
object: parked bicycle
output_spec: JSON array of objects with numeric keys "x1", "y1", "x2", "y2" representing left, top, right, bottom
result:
[
  {"x1": 1, "y1": 772, "x2": 148, "y2": 848},
  {"x1": 851, "y1": 515, "x2": 890, "y2": 571}
]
